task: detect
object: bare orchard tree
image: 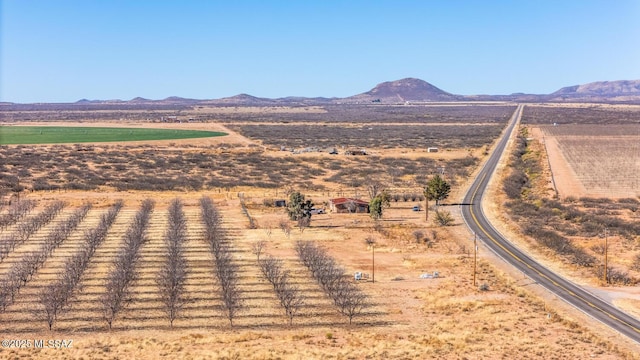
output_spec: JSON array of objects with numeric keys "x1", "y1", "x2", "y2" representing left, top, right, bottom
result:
[
  {"x1": 156, "y1": 255, "x2": 187, "y2": 328},
  {"x1": 216, "y1": 249, "x2": 242, "y2": 327},
  {"x1": 251, "y1": 240, "x2": 267, "y2": 261},
  {"x1": 262, "y1": 221, "x2": 273, "y2": 238},
  {"x1": 367, "y1": 180, "x2": 386, "y2": 200},
  {"x1": 39, "y1": 283, "x2": 64, "y2": 331},
  {"x1": 200, "y1": 196, "x2": 224, "y2": 249},
  {"x1": 259, "y1": 256, "x2": 284, "y2": 288},
  {"x1": 280, "y1": 281, "x2": 304, "y2": 325},
  {"x1": 279, "y1": 218, "x2": 291, "y2": 239},
  {"x1": 297, "y1": 216, "x2": 311, "y2": 233},
  {"x1": 296, "y1": 240, "x2": 367, "y2": 324},
  {"x1": 1, "y1": 201, "x2": 65, "y2": 263},
  {"x1": 258, "y1": 255, "x2": 304, "y2": 325},
  {"x1": 2, "y1": 203, "x2": 92, "y2": 313},
  {"x1": 157, "y1": 198, "x2": 188, "y2": 328},
  {"x1": 334, "y1": 281, "x2": 367, "y2": 325}
]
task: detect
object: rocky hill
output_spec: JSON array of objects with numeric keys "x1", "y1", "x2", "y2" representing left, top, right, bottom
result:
[
  {"x1": 548, "y1": 80, "x2": 640, "y2": 102},
  {"x1": 344, "y1": 78, "x2": 460, "y2": 103}
]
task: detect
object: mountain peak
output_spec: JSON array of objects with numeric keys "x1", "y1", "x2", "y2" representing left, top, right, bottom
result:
[
  {"x1": 348, "y1": 78, "x2": 458, "y2": 103},
  {"x1": 130, "y1": 97, "x2": 150, "y2": 102}
]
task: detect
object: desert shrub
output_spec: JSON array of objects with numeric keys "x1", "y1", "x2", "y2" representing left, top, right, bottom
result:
[
  {"x1": 632, "y1": 254, "x2": 640, "y2": 271},
  {"x1": 262, "y1": 198, "x2": 275, "y2": 207},
  {"x1": 595, "y1": 267, "x2": 636, "y2": 286},
  {"x1": 412, "y1": 230, "x2": 424, "y2": 244},
  {"x1": 434, "y1": 210, "x2": 454, "y2": 226},
  {"x1": 503, "y1": 169, "x2": 528, "y2": 199}
]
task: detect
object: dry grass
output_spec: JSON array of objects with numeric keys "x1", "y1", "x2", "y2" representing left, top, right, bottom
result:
[
  {"x1": 0, "y1": 193, "x2": 638, "y2": 359},
  {"x1": 1, "y1": 104, "x2": 639, "y2": 358}
]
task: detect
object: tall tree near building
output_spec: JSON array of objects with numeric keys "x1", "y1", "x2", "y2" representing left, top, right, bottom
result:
[
  {"x1": 369, "y1": 191, "x2": 391, "y2": 220},
  {"x1": 286, "y1": 192, "x2": 314, "y2": 221},
  {"x1": 424, "y1": 174, "x2": 451, "y2": 221}
]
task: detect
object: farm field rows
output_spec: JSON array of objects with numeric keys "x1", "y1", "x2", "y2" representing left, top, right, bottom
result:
[
  {"x1": 0, "y1": 196, "x2": 634, "y2": 358},
  {"x1": 0, "y1": 198, "x2": 368, "y2": 333},
  {"x1": 539, "y1": 124, "x2": 640, "y2": 198}
]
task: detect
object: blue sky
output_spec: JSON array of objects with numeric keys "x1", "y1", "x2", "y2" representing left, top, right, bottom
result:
[{"x1": 1, "y1": 1, "x2": 639, "y2": 103}]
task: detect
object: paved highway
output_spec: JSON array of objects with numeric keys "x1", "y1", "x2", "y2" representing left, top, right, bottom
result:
[{"x1": 460, "y1": 104, "x2": 640, "y2": 343}]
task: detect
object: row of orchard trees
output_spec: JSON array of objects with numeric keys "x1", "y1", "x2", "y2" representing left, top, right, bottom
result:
[
  {"x1": 2, "y1": 196, "x2": 369, "y2": 330},
  {"x1": 200, "y1": 196, "x2": 242, "y2": 326},
  {"x1": 0, "y1": 198, "x2": 36, "y2": 231},
  {"x1": 256, "y1": 251, "x2": 305, "y2": 325},
  {"x1": 40, "y1": 201, "x2": 123, "y2": 330},
  {"x1": 0, "y1": 202, "x2": 89, "y2": 312},
  {"x1": 296, "y1": 241, "x2": 367, "y2": 324},
  {"x1": 157, "y1": 199, "x2": 188, "y2": 328},
  {"x1": 0, "y1": 201, "x2": 65, "y2": 262},
  {"x1": 102, "y1": 199, "x2": 154, "y2": 329}
]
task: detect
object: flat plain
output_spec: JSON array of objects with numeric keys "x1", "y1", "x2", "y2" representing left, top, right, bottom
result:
[{"x1": 0, "y1": 103, "x2": 639, "y2": 359}]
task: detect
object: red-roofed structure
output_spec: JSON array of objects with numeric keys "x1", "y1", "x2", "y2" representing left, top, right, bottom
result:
[{"x1": 329, "y1": 198, "x2": 370, "y2": 213}]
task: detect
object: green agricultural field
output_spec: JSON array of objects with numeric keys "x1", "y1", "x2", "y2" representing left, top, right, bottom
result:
[{"x1": 0, "y1": 126, "x2": 227, "y2": 144}]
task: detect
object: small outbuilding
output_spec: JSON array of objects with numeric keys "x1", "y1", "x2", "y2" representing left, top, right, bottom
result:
[
  {"x1": 344, "y1": 149, "x2": 367, "y2": 156},
  {"x1": 427, "y1": 147, "x2": 439, "y2": 153},
  {"x1": 329, "y1": 198, "x2": 370, "y2": 213}
]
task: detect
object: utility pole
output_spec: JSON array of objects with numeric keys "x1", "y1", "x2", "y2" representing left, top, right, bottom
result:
[
  {"x1": 372, "y1": 242, "x2": 375, "y2": 283},
  {"x1": 366, "y1": 237, "x2": 376, "y2": 283},
  {"x1": 425, "y1": 196, "x2": 429, "y2": 222},
  {"x1": 603, "y1": 228, "x2": 609, "y2": 285}
]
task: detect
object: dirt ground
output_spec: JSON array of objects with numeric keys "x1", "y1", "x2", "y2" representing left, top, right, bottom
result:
[
  {"x1": 2, "y1": 116, "x2": 640, "y2": 359},
  {"x1": 2, "y1": 192, "x2": 638, "y2": 359},
  {"x1": 531, "y1": 125, "x2": 640, "y2": 199}
]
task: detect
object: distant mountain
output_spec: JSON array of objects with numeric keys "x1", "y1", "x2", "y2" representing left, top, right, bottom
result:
[
  {"x1": 207, "y1": 93, "x2": 277, "y2": 105},
  {"x1": 129, "y1": 97, "x2": 151, "y2": 102},
  {"x1": 159, "y1": 96, "x2": 201, "y2": 104},
  {"x1": 548, "y1": 80, "x2": 640, "y2": 101},
  {"x1": 345, "y1": 78, "x2": 460, "y2": 103},
  {"x1": 4, "y1": 78, "x2": 640, "y2": 108}
]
